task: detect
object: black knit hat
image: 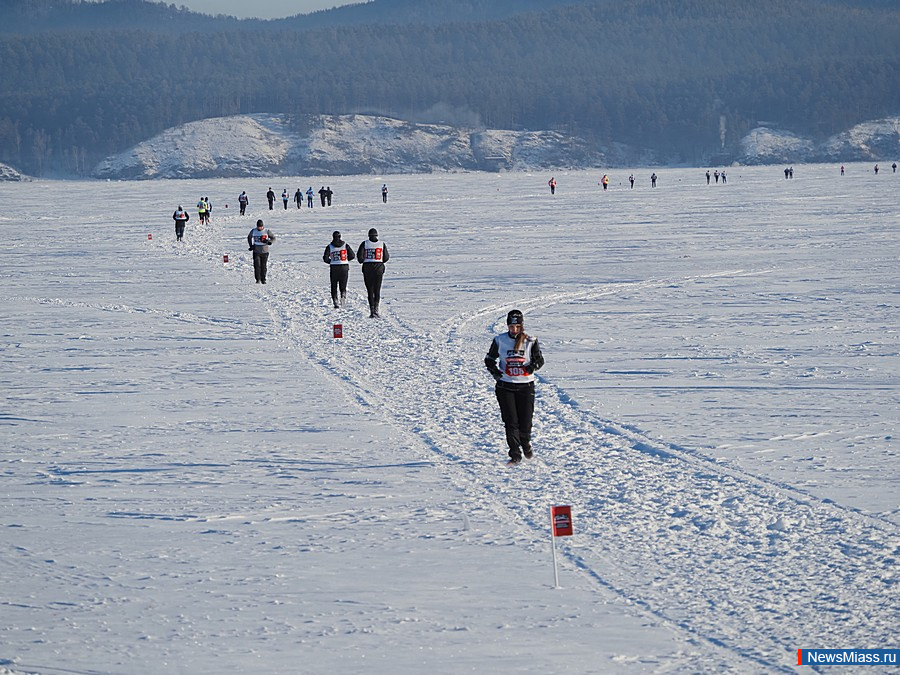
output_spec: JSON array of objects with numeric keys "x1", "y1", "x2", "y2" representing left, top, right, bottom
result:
[{"x1": 506, "y1": 309, "x2": 524, "y2": 326}]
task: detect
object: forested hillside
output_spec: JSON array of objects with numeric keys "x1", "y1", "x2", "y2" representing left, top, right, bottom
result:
[{"x1": 0, "y1": 0, "x2": 896, "y2": 176}]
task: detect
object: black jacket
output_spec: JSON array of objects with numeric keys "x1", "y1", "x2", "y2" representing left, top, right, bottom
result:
[{"x1": 323, "y1": 239, "x2": 355, "y2": 264}]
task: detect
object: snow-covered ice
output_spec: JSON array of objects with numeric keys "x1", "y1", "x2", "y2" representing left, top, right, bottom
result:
[{"x1": 1, "y1": 163, "x2": 897, "y2": 673}]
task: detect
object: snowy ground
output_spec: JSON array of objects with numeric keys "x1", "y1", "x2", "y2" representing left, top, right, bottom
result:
[{"x1": 1, "y1": 164, "x2": 897, "y2": 674}]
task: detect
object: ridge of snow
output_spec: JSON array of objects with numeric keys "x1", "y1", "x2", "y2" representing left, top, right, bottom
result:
[
  {"x1": 90, "y1": 113, "x2": 900, "y2": 179},
  {"x1": 0, "y1": 161, "x2": 23, "y2": 181},
  {"x1": 91, "y1": 113, "x2": 615, "y2": 180},
  {"x1": 740, "y1": 117, "x2": 900, "y2": 164}
]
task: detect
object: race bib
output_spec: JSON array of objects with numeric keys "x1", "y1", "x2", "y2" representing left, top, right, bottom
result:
[{"x1": 505, "y1": 356, "x2": 527, "y2": 377}]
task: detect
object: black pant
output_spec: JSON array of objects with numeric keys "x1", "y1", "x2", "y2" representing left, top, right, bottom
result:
[
  {"x1": 495, "y1": 381, "x2": 535, "y2": 459},
  {"x1": 253, "y1": 250, "x2": 269, "y2": 282},
  {"x1": 175, "y1": 222, "x2": 186, "y2": 239},
  {"x1": 329, "y1": 265, "x2": 349, "y2": 303},
  {"x1": 239, "y1": 203, "x2": 246, "y2": 215},
  {"x1": 362, "y1": 263, "x2": 385, "y2": 310}
]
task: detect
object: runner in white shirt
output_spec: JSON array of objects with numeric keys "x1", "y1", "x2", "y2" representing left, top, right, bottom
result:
[
  {"x1": 484, "y1": 309, "x2": 545, "y2": 464},
  {"x1": 322, "y1": 231, "x2": 355, "y2": 308},
  {"x1": 356, "y1": 228, "x2": 390, "y2": 318}
]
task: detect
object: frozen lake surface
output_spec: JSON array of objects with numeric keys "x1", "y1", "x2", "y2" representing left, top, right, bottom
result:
[{"x1": 1, "y1": 163, "x2": 897, "y2": 673}]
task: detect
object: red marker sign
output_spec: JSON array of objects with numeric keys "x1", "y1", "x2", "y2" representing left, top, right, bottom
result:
[
  {"x1": 333, "y1": 323, "x2": 343, "y2": 339},
  {"x1": 147, "y1": 233, "x2": 153, "y2": 240},
  {"x1": 549, "y1": 504, "x2": 574, "y2": 588},
  {"x1": 551, "y1": 505, "x2": 573, "y2": 537},
  {"x1": 223, "y1": 254, "x2": 229, "y2": 263}
]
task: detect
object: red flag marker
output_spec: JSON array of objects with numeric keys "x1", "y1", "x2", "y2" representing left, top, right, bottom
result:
[
  {"x1": 550, "y1": 505, "x2": 574, "y2": 588},
  {"x1": 551, "y1": 505, "x2": 574, "y2": 537}
]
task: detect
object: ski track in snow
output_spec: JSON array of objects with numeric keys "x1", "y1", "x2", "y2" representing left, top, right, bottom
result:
[{"x1": 115, "y1": 209, "x2": 900, "y2": 672}]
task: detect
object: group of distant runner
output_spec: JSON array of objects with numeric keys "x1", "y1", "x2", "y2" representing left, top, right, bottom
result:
[
  {"x1": 548, "y1": 171, "x2": 720, "y2": 192},
  {"x1": 263, "y1": 186, "x2": 334, "y2": 210},
  {"x1": 227, "y1": 184, "x2": 391, "y2": 212},
  {"x1": 243, "y1": 220, "x2": 388, "y2": 318},
  {"x1": 171, "y1": 187, "x2": 391, "y2": 319}
]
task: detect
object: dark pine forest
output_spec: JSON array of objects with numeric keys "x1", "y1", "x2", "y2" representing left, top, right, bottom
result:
[{"x1": 0, "y1": 0, "x2": 897, "y2": 175}]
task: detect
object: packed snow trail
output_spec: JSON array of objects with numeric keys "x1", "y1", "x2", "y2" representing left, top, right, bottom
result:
[{"x1": 179, "y1": 212, "x2": 897, "y2": 672}]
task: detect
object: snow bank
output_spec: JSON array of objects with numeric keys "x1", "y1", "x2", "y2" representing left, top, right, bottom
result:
[
  {"x1": 821, "y1": 117, "x2": 900, "y2": 161},
  {"x1": 92, "y1": 113, "x2": 611, "y2": 179},
  {"x1": 0, "y1": 161, "x2": 23, "y2": 181},
  {"x1": 739, "y1": 117, "x2": 900, "y2": 164},
  {"x1": 91, "y1": 112, "x2": 900, "y2": 178}
]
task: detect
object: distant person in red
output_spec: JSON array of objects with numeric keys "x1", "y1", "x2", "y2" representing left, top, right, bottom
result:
[{"x1": 548, "y1": 177, "x2": 556, "y2": 194}]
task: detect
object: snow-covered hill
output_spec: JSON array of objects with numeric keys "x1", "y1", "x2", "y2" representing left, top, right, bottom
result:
[
  {"x1": 0, "y1": 161, "x2": 23, "y2": 181},
  {"x1": 89, "y1": 113, "x2": 899, "y2": 179},
  {"x1": 739, "y1": 117, "x2": 899, "y2": 164},
  {"x1": 92, "y1": 114, "x2": 613, "y2": 180}
]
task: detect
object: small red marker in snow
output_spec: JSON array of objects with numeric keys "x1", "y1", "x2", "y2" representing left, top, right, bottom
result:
[
  {"x1": 551, "y1": 505, "x2": 573, "y2": 536},
  {"x1": 147, "y1": 233, "x2": 152, "y2": 240},
  {"x1": 550, "y1": 505, "x2": 574, "y2": 588},
  {"x1": 223, "y1": 254, "x2": 229, "y2": 263}
]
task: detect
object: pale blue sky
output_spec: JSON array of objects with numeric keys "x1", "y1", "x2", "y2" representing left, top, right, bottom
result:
[{"x1": 168, "y1": 0, "x2": 361, "y2": 19}]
